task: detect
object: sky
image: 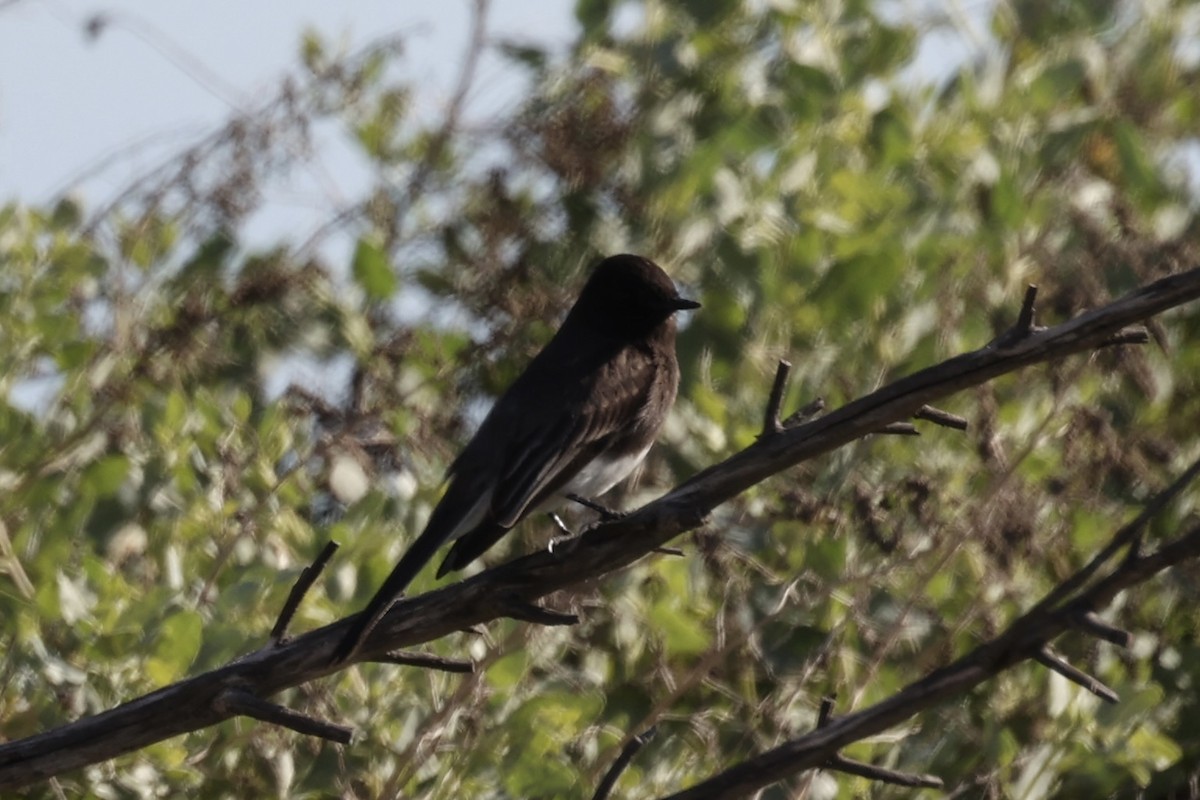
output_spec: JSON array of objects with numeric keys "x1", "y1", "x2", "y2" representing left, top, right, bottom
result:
[
  {"x1": 0, "y1": 0, "x2": 1002, "y2": 246},
  {"x1": 0, "y1": 0, "x2": 577, "y2": 243},
  {"x1": 0, "y1": 0, "x2": 578, "y2": 408}
]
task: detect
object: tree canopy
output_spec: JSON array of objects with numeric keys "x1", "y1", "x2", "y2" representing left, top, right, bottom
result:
[{"x1": 2, "y1": 0, "x2": 1199, "y2": 797}]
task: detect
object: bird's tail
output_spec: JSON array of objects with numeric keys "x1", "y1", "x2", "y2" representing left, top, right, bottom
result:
[{"x1": 329, "y1": 530, "x2": 446, "y2": 664}]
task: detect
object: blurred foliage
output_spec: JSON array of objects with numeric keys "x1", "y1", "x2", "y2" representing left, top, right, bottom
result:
[{"x1": 3, "y1": 0, "x2": 1200, "y2": 797}]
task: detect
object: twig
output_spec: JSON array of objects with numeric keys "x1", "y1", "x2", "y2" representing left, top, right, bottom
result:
[
  {"x1": 566, "y1": 493, "x2": 624, "y2": 521},
  {"x1": 377, "y1": 651, "x2": 475, "y2": 674},
  {"x1": 824, "y1": 754, "x2": 944, "y2": 789},
  {"x1": 271, "y1": 541, "x2": 339, "y2": 643},
  {"x1": 1032, "y1": 647, "x2": 1119, "y2": 703},
  {"x1": 814, "y1": 695, "x2": 944, "y2": 788},
  {"x1": 2, "y1": 267, "x2": 1199, "y2": 790},
  {"x1": 817, "y1": 695, "x2": 836, "y2": 728},
  {"x1": 592, "y1": 726, "x2": 657, "y2": 800},
  {"x1": 914, "y1": 405, "x2": 969, "y2": 430},
  {"x1": 214, "y1": 689, "x2": 352, "y2": 744},
  {"x1": 992, "y1": 285, "x2": 1046, "y2": 349},
  {"x1": 1071, "y1": 611, "x2": 1133, "y2": 648},
  {"x1": 761, "y1": 360, "x2": 792, "y2": 437},
  {"x1": 1016, "y1": 285, "x2": 1038, "y2": 337},
  {"x1": 1029, "y1": 454, "x2": 1200, "y2": 616}
]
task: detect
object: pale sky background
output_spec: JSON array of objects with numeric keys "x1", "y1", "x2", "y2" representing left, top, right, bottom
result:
[
  {"x1": 0, "y1": 0, "x2": 578, "y2": 245},
  {"x1": 0, "y1": 0, "x2": 1003, "y2": 247},
  {"x1": 0, "y1": 0, "x2": 579, "y2": 406},
  {"x1": 4, "y1": 1, "x2": 1195, "y2": 409},
  {"x1": 3, "y1": 1, "x2": 1196, "y2": 242}
]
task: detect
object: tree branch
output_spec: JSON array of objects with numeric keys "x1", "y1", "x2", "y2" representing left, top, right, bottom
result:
[
  {"x1": 213, "y1": 689, "x2": 352, "y2": 744},
  {"x1": 1, "y1": 266, "x2": 1198, "y2": 789},
  {"x1": 592, "y1": 726, "x2": 657, "y2": 800},
  {"x1": 761, "y1": 360, "x2": 792, "y2": 437},
  {"x1": 374, "y1": 651, "x2": 475, "y2": 673},
  {"x1": 270, "y1": 541, "x2": 338, "y2": 643},
  {"x1": 656, "y1": 456, "x2": 1200, "y2": 799}
]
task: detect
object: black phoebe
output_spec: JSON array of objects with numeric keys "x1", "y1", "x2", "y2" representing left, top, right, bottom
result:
[{"x1": 332, "y1": 254, "x2": 699, "y2": 662}]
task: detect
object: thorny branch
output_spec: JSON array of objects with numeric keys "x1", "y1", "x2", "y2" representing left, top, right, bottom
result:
[
  {"x1": 1, "y1": 266, "x2": 1198, "y2": 790},
  {"x1": 662, "y1": 459, "x2": 1200, "y2": 799}
]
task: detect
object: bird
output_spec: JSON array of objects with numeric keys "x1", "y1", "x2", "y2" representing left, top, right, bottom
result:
[{"x1": 331, "y1": 254, "x2": 700, "y2": 663}]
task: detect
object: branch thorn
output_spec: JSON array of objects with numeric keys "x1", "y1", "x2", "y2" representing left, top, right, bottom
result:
[
  {"x1": 215, "y1": 688, "x2": 353, "y2": 744},
  {"x1": 376, "y1": 650, "x2": 476, "y2": 673},
  {"x1": 271, "y1": 541, "x2": 339, "y2": 644},
  {"x1": 761, "y1": 360, "x2": 792, "y2": 437},
  {"x1": 1034, "y1": 646, "x2": 1119, "y2": 703}
]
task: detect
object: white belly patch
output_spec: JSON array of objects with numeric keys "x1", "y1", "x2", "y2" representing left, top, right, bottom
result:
[{"x1": 557, "y1": 443, "x2": 653, "y2": 501}]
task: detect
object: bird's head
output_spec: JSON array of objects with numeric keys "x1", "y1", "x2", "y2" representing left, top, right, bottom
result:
[{"x1": 570, "y1": 254, "x2": 700, "y2": 337}]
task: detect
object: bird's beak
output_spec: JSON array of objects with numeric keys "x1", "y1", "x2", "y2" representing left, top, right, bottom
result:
[{"x1": 672, "y1": 297, "x2": 701, "y2": 311}]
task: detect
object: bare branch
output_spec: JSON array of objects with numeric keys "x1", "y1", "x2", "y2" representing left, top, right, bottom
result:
[
  {"x1": 914, "y1": 405, "x2": 968, "y2": 430},
  {"x1": 993, "y1": 285, "x2": 1044, "y2": 348},
  {"x1": 824, "y1": 754, "x2": 944, "y2": 789},
  {"x1": 1, "y1": 266, "x2": 1198, "y2": 790},
  {"x1": 214, "y1": 689, "x2": 352, "y2": 744},
  {"x1": 1029, "y1": 454, "x2": 1200, "y2": 616},
  {"x1": 653, "y1": 455, "x2": 1200, "y2": 800},
  {"x1": 271, "y1": 541, "x2": 339, "y2": 643},
  {"x1": 592, "y1": 726, "x2": 657, "y2": 800},
  {"x1": 815, "y1": 695, "x2": 944, "y2": 789},
  {"x1": 761, "y1": 360, "x2": 792, "y2": 437},
  {"x1": 1032, "y1": 647, "x2": 1119, "y2": 704},
  {"x1": 376, "y1": 651, "x2": 475, "y2": 674},
  {"x1": 1072, "y1": 611, "x2": 1133, "y2": 648}
]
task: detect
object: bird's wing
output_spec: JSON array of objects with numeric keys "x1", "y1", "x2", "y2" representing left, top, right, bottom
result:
[
  {"x1": 437, "y1": 349, "x2": 655, "y2": 572},
  {"x1": 492, "y1": 348, "x2": 654, "y2": 524}
]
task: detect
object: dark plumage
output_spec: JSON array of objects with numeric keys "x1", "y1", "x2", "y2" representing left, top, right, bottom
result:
[{"x1": 332, "y1": 254, "x2": 699, "y2": 662}]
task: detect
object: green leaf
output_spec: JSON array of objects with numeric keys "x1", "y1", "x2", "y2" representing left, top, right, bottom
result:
[
  {"x1": 50, "y1": 196, "x2": 82, "y2": 229},
  {"x1": 487, "y1": 651, "x2": 528, "y2": 691},
  {"x1": 56, "y1": 340, "x2": 94, "y2": 370},
  {"x1": 1112, "y1": 121, "x2": 1163, "y2": 204},
  {"x1": 352, "y1": 238, "x2": 397, "y2": 301},
  {"x1": 805, "y1": 535, "x2": 847, "y2": 581},
  {"x1": 300, "y1": 28, "x2": 326, "y2": 73},
  {"x1": 83, "y1": 455, "x2": 130, "y2": 497},
  {"x1": 146, "y1": 610, "x2": 204, "y2": 684},
  {"x1": 575, "y1": 0, "x2": 614, "y2": 33}
]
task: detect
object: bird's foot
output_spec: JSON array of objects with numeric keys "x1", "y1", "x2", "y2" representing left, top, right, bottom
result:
[{"x1": 547, "y1": 533, "x2": 574, "y2": 554}]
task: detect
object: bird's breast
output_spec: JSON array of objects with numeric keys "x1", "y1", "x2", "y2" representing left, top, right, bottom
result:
[{"x1": 556, "y1": 442, "x2": 654, "y2": 502}]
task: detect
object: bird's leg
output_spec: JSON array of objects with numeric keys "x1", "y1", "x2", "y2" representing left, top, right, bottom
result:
[
  {"x1": 565, "y1": 492, "x2": 626, "y2": 521},
  {"x1": 548, "y1": 511, "x2": 573, "y2": 536},
  {"x1": 547, "y1": 512, "x2": 574, "y2": 554}
]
